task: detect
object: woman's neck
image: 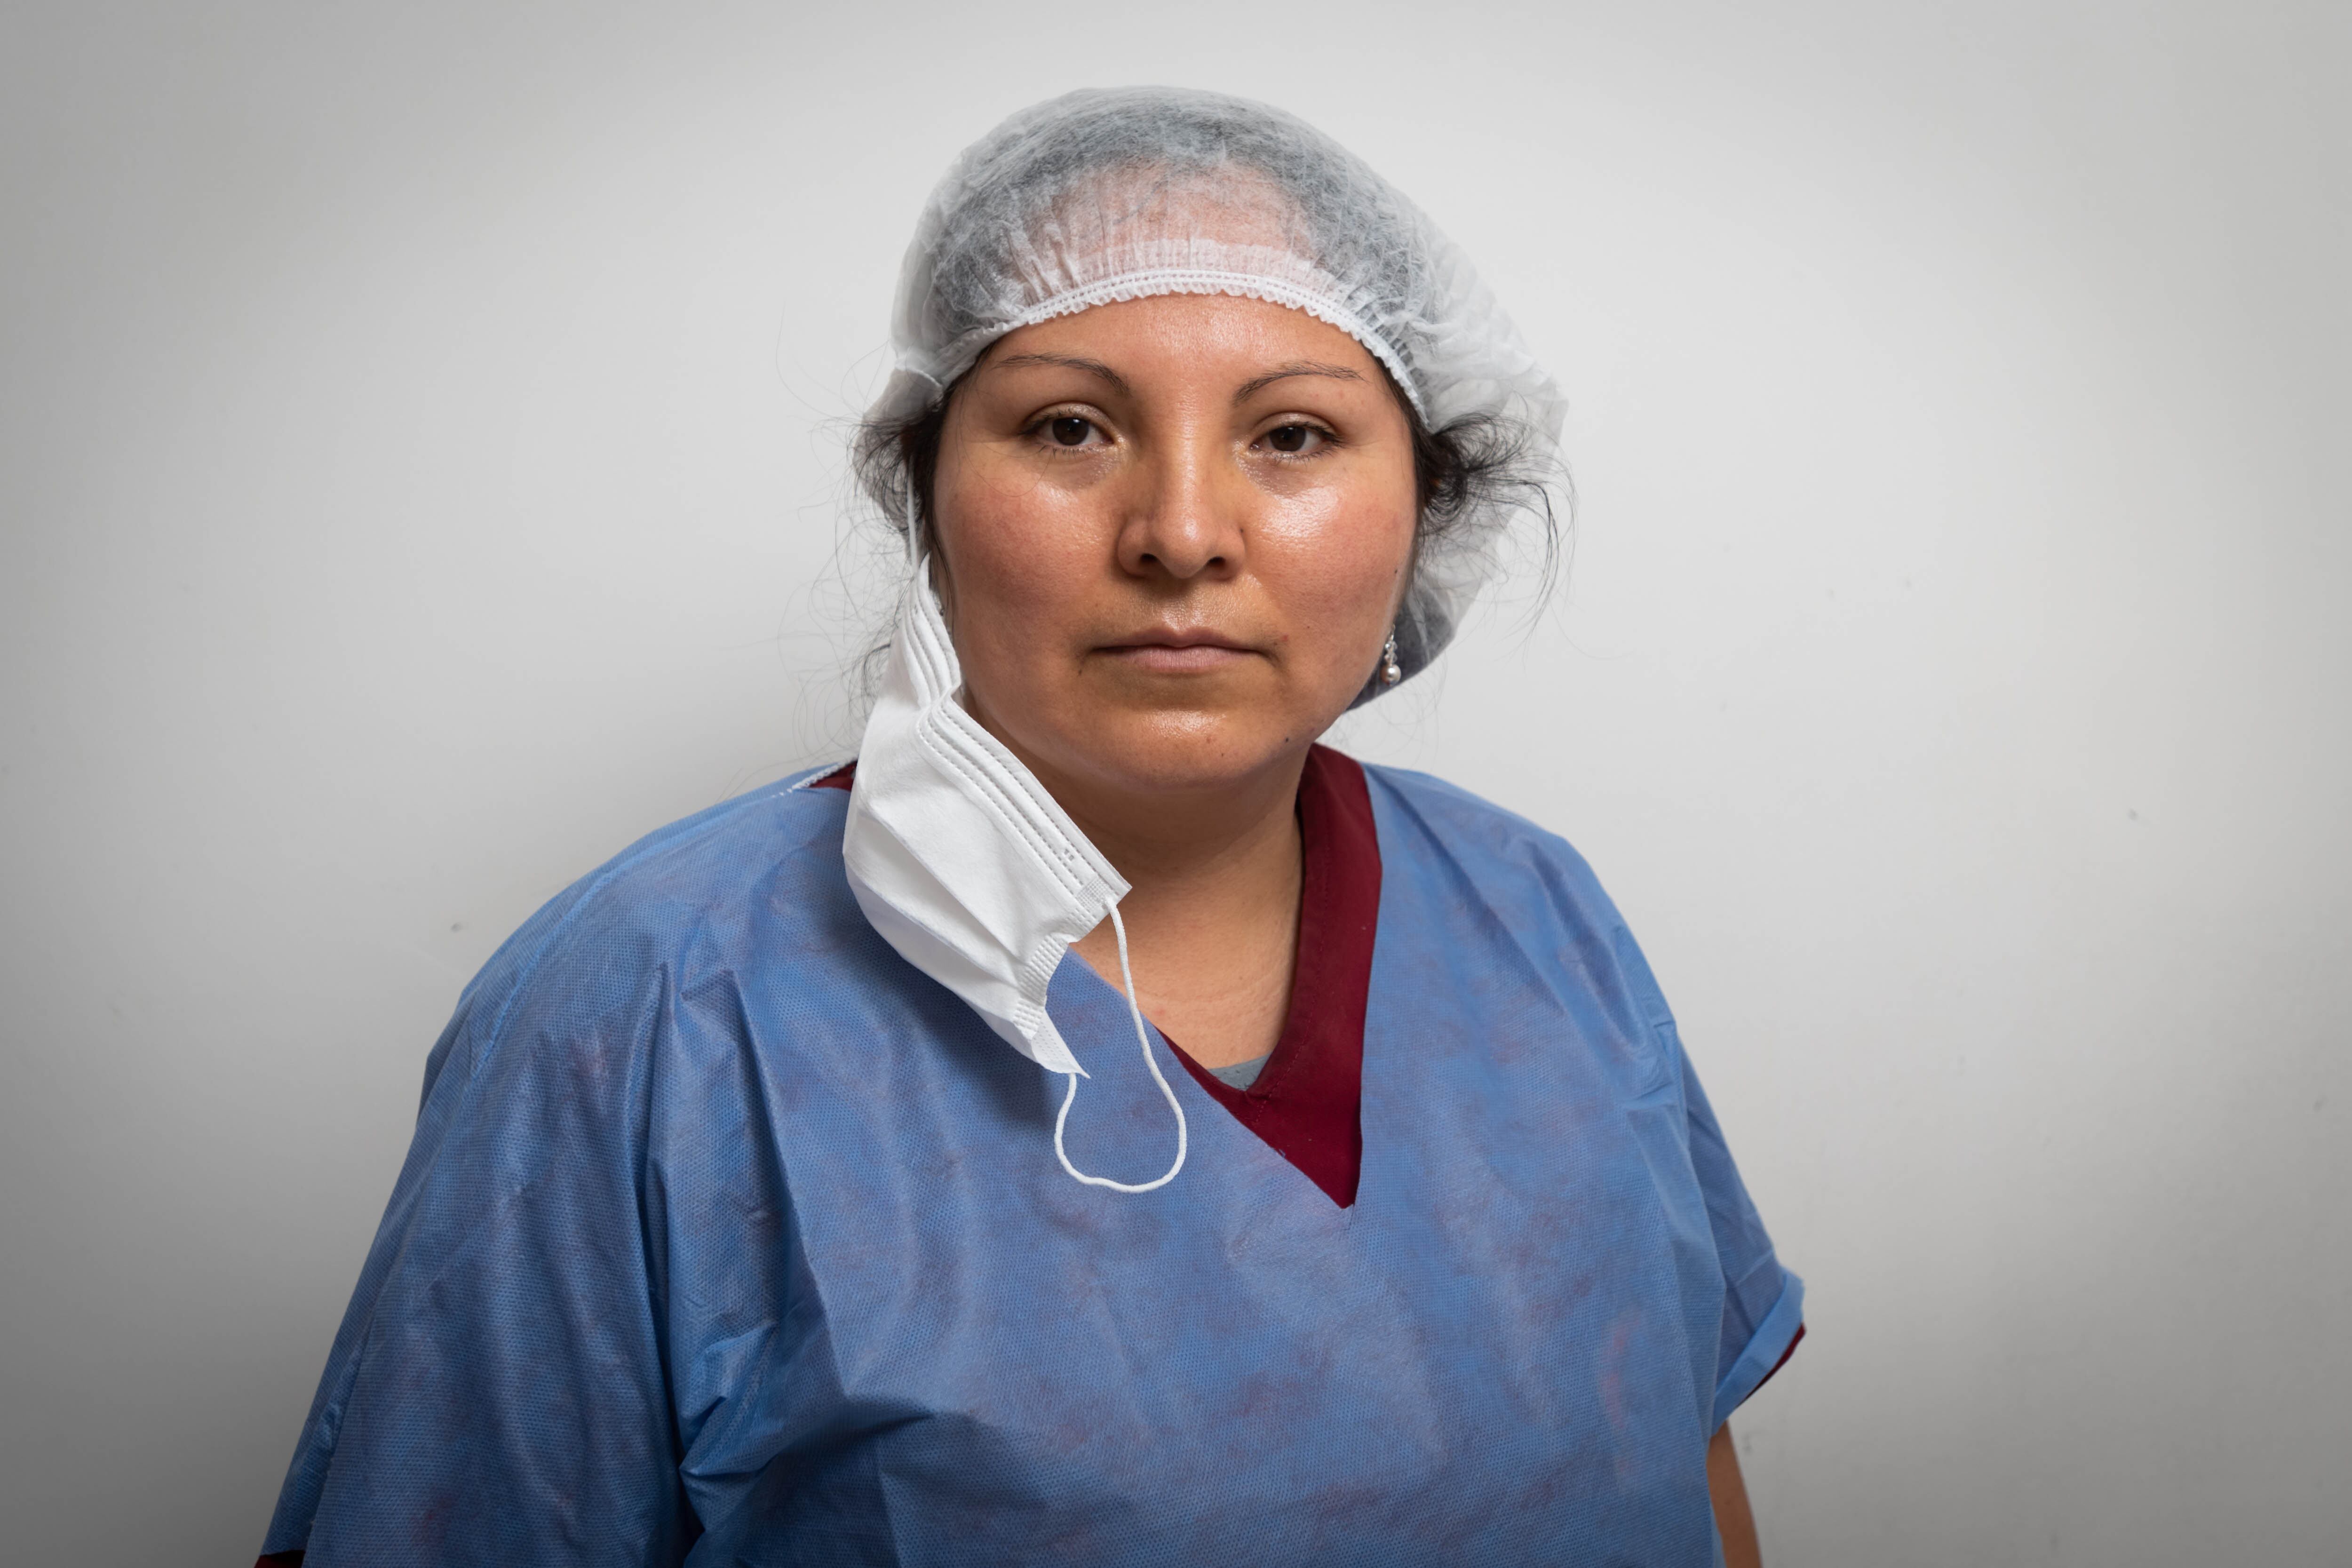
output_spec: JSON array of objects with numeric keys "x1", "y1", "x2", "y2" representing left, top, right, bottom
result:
[{"x1": 1015, "y1": 737, "x2": 1311, "y2": 1071}]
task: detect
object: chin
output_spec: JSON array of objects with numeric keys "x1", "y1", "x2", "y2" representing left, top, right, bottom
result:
[{"x1": 1057, "y1": 705, "x2": 1311, "y2": 796}]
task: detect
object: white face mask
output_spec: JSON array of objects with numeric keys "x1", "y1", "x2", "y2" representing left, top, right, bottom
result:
[{"x1": 840, "y1": 564, "x2": 1187, "y2": 1193}]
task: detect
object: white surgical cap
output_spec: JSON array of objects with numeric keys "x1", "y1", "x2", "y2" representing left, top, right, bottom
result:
[{"x1": 865, "y1": 85, "x2": 1565, "y2": 690}]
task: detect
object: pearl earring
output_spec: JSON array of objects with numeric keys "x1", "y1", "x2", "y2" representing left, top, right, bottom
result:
[{"x1": 1380, "y1": 631, "x2": 1402, "y2": 687}]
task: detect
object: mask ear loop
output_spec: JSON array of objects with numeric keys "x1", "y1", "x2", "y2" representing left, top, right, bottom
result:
[
  {"x1": 1053, "y1": 904, "x2": 1188, "y2": 1194},
  {"x1": 914, "y1": 471, "x2": 1185, "y2": 1193}
]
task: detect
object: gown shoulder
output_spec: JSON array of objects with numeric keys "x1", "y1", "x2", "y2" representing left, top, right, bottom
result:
[
  {"x1": 1359, "y1": 761, "x2": 1622, "y2": 920},
  {"x1": 420, "y1": 765, "x2": 864, "y2": 1101}
]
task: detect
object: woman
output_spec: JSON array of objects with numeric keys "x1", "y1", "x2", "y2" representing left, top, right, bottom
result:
[{"x1": 261, "y1": 87, "x2": 1802, "y2": 1567}]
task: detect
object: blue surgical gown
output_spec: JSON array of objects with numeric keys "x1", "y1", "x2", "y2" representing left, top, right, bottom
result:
[{"x1": 262, "y1": 762, "x2": 1804, "y2": 1566}]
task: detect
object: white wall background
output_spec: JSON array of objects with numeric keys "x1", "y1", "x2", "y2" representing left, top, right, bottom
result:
[{"x1": 2, "y1": 2, "x2": 2344, "y2": 1562}]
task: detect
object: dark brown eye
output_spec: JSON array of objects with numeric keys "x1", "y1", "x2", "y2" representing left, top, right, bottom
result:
[
  {"x1": 1266, "y1": 423, "x2": 1312, "y2": 453},
  {"x1": 1049, "y1": 416, "x2": 1093, "y2": 446}
]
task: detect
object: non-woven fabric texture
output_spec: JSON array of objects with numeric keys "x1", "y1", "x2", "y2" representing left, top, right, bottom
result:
[
  {"x1": 863, "y1": 87, "x2": 1567, "y2": 694},
  {"x1": 262, "y1": 762, "x2": 1801, "y2": 1567}
]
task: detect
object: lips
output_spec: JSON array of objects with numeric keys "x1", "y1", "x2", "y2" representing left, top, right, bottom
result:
[
  {"x1": 1099, "y1": 628, "x2": 1254, "y2": 653},
  {"x1": 1094, "y1": 626, "x2": 1260, "y2": 673}
]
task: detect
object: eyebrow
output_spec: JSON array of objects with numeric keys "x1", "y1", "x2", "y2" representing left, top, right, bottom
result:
[
  {"x1": 986, "y1": 352, "x2": 1133, "y2": 398},
  {"x1": 1231, "y1": 360, "x2": 1365, "y2": 404}
]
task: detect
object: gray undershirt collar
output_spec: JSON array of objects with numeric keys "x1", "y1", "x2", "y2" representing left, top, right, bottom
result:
[{"x1": 1207, "y1": 1052, "x2": 1271, "y2": 1090}]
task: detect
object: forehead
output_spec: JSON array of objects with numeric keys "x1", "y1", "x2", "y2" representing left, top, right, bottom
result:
[{"x1": 979, "y1": 293, "x2": 1386, "y2": 384}]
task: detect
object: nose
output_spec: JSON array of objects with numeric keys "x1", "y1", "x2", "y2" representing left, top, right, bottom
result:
[{"x1": 1113, "y1": 430, "x2": 1247, "y2": 582}]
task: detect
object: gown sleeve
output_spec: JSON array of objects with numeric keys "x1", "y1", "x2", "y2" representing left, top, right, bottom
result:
[
  {"x1": 1679, "y1": 1054, "x2": 1806, "y2": 1427},
  {"x1": 1609, "y1": 926, "x2": 1806, "y2": 1432},
  {"x1": 258, "y1": 856, "x2": 792, "y2": 1566}
]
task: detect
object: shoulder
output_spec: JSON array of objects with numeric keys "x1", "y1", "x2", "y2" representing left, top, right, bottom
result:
[
  {"x1": 1360, "y1": 763, "x2": 1620, "y2": 924},
  {"x1": 547, "y1": 764, "x2": 856, "y2": 942},
  {"x1": 1361, "y1": 763, "x2": 1685, "y2": 1064},
  {"x1": 427, "y1": 765, "x2": 862, "y2": 1097}
]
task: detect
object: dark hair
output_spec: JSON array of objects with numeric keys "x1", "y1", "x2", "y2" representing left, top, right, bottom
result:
[{"x1": 850, "y1": 366, "x2": 1561, "y2": 594}]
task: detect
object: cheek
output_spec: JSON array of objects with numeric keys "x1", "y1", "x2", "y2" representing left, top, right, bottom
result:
[
  {"x1": 1258, "y1": 485, "x2": 1418, "y2": 636},
  {"x1": 934, "y1": 460, "x2": 1103, "y2": 656}
]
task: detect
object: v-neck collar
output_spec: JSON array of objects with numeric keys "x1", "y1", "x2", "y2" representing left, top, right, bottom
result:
[{"x1": 1160, "y1": 746, "x2": 1380, "y2": 1207}]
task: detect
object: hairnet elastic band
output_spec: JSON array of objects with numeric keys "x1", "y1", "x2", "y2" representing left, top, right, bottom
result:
[{"x1": 997, "y1": 268, "x2": 1427, "y2": 422}]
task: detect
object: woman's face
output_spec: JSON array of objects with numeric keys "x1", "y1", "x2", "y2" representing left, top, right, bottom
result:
[{"x1": 930, "y1": 292, "x2": 1418, "y2": 806}]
